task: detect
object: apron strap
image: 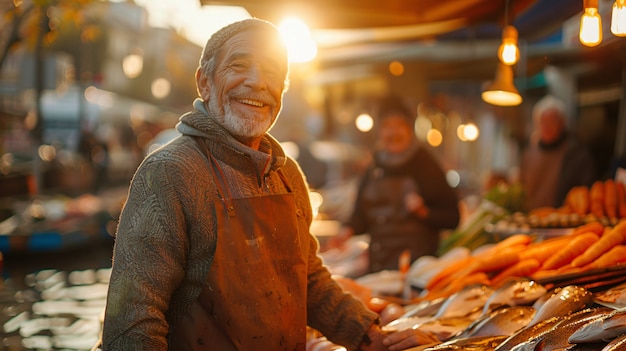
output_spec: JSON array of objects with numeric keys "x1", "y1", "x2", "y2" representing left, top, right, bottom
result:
[{"x1": 195, "y1": 137, "x2": 236, "y2": 218}]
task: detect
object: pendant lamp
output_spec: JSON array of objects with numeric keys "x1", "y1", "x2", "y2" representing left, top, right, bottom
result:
[{"x1": 481, "y1": 63, "x2": 522, "y2": 107}]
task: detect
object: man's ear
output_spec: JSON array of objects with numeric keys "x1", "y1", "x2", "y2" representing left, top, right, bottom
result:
[{"x1": 195, "y1": 68, "x2": 210, "y2": 100}]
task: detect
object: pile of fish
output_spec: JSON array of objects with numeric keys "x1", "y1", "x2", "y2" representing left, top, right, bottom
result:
[{"x1": 307, "y1": 278, "x2": 626, "y2": 351}]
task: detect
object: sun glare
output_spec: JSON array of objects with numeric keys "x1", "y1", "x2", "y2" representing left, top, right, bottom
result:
[{"x1": 278, "y1": 16, "x2": 318, "y2": 63}]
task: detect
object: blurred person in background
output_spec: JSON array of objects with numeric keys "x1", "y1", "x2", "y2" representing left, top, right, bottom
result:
[
  {"x1": 520, "y1": 95, "x2": 597, "y2": 210},
  {"x1": 101, "y1": 18, "x2": 426, "y2": 351},
  {"x1": 331, "y1": 96, "x2": 460, "y2": 274}
]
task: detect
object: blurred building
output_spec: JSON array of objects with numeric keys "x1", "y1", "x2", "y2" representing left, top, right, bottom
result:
[{"x1": 0, "y1": 1, "x2": 201, "y2": 198}]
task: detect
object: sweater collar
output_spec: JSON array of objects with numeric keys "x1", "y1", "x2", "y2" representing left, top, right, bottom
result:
[{"x1": 175, "y1": 99, "x2": 286, "y2": 175}]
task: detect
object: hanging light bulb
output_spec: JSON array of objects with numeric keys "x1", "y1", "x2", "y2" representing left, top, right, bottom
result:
[
  {"x1": 498, "y1": 25, "x2": 520, "y2": 65},
  {"x1": 612, "y1": 0, "x2": 626, "y2": 36},
  {"x1": 580, "y1": 0, "x2": 603, "y2": 46},
  {"x1": 481, "y1": 63, "x2": 522, "y2": 107}
]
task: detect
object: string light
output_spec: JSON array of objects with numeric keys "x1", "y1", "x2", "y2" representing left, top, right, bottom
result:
[
  {"x1": 611, "y1": 0, "x2": 626, "y2": 36},
  {"x1": 580, "y1": 0, "x2": 603, "y2": 46},
  {"x1": 498, "y1": 25, "x2": 520, "y2": 65}
]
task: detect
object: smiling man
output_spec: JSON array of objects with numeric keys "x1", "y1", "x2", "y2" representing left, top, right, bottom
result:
[{"x1": 100, "y1": 18, "x2": 419, "y2": 351}]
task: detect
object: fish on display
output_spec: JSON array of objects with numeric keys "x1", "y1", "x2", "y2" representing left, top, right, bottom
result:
[
  {"x1": 600, "y1": 333, "x2": 626, "y2": 351},
  {"x1": 509, "y1": 308, "x2": 612, "y2": 351},
  {"x1": 400, "y1": 297, "x2": 447, "y2": 319},
  {"x1": 423, "y1": 335, "x2": 509, "y2": 351},
  {"x1": 383, "y1": 316, "x2": 434, "y2": 333},
  {"x1": 568, "y1": 307, "x2": 626, "y2": 343},
  {"x1": 434, "y1": 284, "x2": 494, "y2": 319},
  {"x1": 458, "y1": 305, "x2": 536, "y2": 339},
  {"x1": 528, "y1": 285, "x2": 594, "y2": 327},
  {"x1": 563, "y1": 342, "x2": 609, "y2": 350},
  {"x1": 494, "y1": 316, "x2": 566, "y2": 351},
  {"x1": 481, "y1": 278, "x2": 547, "y2": 315},
  {"x1": 416, "y1": 316, "x2": 477, "y2": 341},
  {"x1": 383, "y1": 315, "x2": 475, "y2": 342}
]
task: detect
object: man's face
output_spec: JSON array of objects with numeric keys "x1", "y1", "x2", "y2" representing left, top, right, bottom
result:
[
  {"x1": 379, "y1": 115, "x2": 414, "y2": 154},
  {"x1": 538, "y1": 108, "x2": 565, "y2": 144},
  {"x1": 201, "y1": 29, "x2": 287, "y2": 146}
]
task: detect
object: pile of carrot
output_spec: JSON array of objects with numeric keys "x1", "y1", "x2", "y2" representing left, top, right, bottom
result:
[
  {"x1": 422, "y1": 220, "x2": 626, "y2": 300},
  {"x1": 532, "y1": 179, "x2": 626, "y2": 225}
]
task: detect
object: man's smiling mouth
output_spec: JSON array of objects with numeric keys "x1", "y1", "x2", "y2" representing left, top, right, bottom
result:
[{"x1": 238, "y1": 99, "x2": 265, "y2": 107}]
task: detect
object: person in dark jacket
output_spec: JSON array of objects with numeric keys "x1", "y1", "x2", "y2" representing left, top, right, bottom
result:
[
  {"x1": 333, "y1": 96, "x2": 460, "y2": 273},
  {"x1": 520, "y1": 95, "x2": 597, "y2": 210},
  {"x1": 100, "y1": 18, "x2": 427, "y2": 351}
]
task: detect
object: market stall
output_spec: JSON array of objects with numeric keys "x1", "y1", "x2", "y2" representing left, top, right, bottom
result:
[{"x1": 307, "y1": 179, "x2": 626, "y2": 350}]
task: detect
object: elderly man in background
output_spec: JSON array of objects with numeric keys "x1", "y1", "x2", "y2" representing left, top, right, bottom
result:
[{"x1": 521, "y1": 95, "x2": 597, "y2": 210}]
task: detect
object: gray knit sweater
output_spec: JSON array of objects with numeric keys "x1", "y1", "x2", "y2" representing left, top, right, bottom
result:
[{"x1": 101, "y1": 99, "x2": 378, "y2": 350}]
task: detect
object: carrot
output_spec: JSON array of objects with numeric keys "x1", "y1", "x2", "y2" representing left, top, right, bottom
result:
[
  {"x1": 587, "y1": 245, "x2": 626, "y2": 269},
  {"x1": 491, "y1": 258, "x2": 541, "y2": 287},
  {"x1": 479, "y1": 234, "x2": 531, "y2": 258},
  {"x1": 425, "y1": 256, "x2": 474, "y2": 291},
  {"x1": 425, "y1": 272, "x2": 491, "y2": 300},
  {"x1": 604, "y1": 179, "x2": 618, "y2": 220},
  {"x1": 541, "y1": 232, "x2": 599, "y2": 270},
  {"x1": 566, "y1": 186, "x2": 590, "y2": 216},
  {"x1": 519, "y1": 240, "x2": 566, "y2": 264},
  {"x1": 469, "y1": 246, "x2": 522, "y2": 273},
  {"x1": 571, "y1": 224, "x2": 626, "y2": 267},
  {"x1": 616, "y1": 181, "x2": 626, "y2": 218},
  {"x1": 590, "y1": 181, "x2": 606, "y2": 218},
  {"x1": 570, "y1": 221, "x2": 605, "y2": 236}
]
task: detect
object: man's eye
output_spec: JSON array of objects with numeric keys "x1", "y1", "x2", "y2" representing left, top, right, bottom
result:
[{"x1": 230, "y1": 61, "x2": 247, "y2": 69}]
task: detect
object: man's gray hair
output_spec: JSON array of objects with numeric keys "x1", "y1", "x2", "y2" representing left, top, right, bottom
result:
[{"x1": 198, "y1": 18, "x2": 289, "y2": 87}]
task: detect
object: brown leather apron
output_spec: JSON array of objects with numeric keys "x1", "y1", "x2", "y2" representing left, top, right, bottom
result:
[{"x1": 169, "y1": 140, "x2": 308, "y2": 350}]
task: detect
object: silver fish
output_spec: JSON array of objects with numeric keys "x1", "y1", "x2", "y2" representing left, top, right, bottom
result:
[
  {"x1": 528, "y1": 285, "x2": 594, "y2": 327},
  {"x1": 423, "y1": 335, "x2": 509, "y2": 351},
  {"x1": 481, "y1": 278, "x2": 547, "y2": 315},
  {"x1": 383, "y1": 316, "x2": 434, "y2": 332},
  {"x1": 564, "y1": 342, "x2": 609, "y2": 350},
  {"x1": 494, "y1": 316, "x2": 565, "y2": 351},
  {"x1": 569, "y1": 308, "x2": 626, "y2": 343},
  {"x1": 418, "y1": 317, "x2": 476, "y2": 341},
  {"x1": 434, "y1": 284, "x2": 494, "y2": 319},
  {"x1": 400, "y1": 297, "x2": 447, "y2": 319},
  {"x1": 601, "y1": 333, "x2": 626, "y2": 351},
  {"x1": 526, "y1": 307, "x2": 613, "y2": 351},
  {"x1": 459, "y1": 306, "x2": 536, "y2": 339}
]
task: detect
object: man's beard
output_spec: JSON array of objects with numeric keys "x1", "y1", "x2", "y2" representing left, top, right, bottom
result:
[{"x1": 207, "y1": 92, "x2": 273, "y2": 141}]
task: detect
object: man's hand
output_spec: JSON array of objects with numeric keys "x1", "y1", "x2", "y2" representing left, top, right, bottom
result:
[{"x1": 404, "y1": 192, "x2": 428, "y2": 218}]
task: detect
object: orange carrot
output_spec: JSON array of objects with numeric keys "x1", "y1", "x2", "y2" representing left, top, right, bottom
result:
[
  {"x1": 425, "y1": 272, "x2": 491, "y2": 300},
  {"x1": 590, "y1": 181, "x2": 606, "y2": 218},
  {"x1": 425, "y1": 256, "x2": 475, "y2": 291},
  {"x1": 587, "y1": 245, "x2": 626, "y2": 269},
  {"x1": 571, "y1": 225, "x2": 626, "y2": 267},
  {"x1": 604, "y1": 179, "x2": 618, "y2": 220},
  {"x1": 541, "y1": 232, "x2": 599, "y2": 270},
  {"x1": 491, "y1": 258, "x2": 541, "y2": 287},
  {"x1": 566, "y1": 186, "x2": 590, "y2": 216},
  {"x1": 616, "y1": 181, "x2": 626, "y2": 218},
  {"x1": 469, "y1": 246, "x2": 522, "y2": 273},
  {"x1": 481, "y1": 234, "x2": 532, "y2": 257},
  {"x1": 519, "y1": 240, "x2": 566, "y2": 264},
  {"x1": 570, "y1": 221, "x2": 605, "y2": 236}
]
